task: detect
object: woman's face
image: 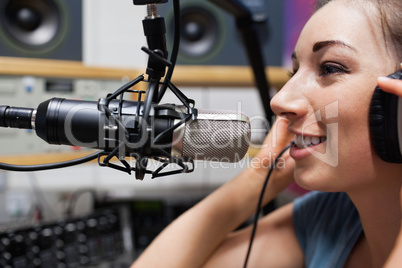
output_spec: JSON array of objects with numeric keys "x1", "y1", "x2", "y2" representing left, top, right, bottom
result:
[{"x1": 271, "y1": 0, "x2": 399, "y2": 192}]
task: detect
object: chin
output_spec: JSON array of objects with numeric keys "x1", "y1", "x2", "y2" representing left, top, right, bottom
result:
[{"x1": 294, "y1": 169, "x2": 339, "y2": 192}]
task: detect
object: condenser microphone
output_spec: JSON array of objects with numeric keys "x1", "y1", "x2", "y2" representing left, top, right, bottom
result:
[{"x1": 0, "y1": 98, "x2": 250, "y2": 163}]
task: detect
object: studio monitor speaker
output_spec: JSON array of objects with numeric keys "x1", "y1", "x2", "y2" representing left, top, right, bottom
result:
[
  {"x1": 0, "y1": 0, "x2": 82, "y2": 61},
  {"x1": 159, "y1": 0, "x2": 283, "y2": 66}
]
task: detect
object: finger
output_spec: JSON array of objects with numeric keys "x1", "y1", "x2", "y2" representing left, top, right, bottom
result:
[
  {"x1": 259, "y1": 117, "x2": 293, "y2": 154},
  {"x1": 377, "y1": 76, "x2": 402, "y2": 97},
  {"x1": 253, "y1": 119, "x2": 294, "y2": 174}
]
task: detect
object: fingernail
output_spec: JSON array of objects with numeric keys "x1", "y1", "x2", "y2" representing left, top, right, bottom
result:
[{"x1": 378, "y1": 76, "x2": 391, "y2": 82}]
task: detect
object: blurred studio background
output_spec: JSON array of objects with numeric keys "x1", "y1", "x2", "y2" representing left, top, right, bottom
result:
[{"x1": 0, "y1": 0, "x2": 312, "y2": 266}]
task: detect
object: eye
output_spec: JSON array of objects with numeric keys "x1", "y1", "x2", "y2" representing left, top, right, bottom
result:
[
  {"x1": 318, "y1": 62, "x2": 349, "y2": 77},
  {"x1": 288, "y1": 69, "x2": 298, "y2": 78}
]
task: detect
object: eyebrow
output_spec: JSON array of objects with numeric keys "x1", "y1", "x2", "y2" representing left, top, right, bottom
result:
[
  {"x1": 290, "y1": 40, "x2": 357, "y2": 61},
  {"x1": 313, "y1": 40, "x2": 357, "y2": 53}
]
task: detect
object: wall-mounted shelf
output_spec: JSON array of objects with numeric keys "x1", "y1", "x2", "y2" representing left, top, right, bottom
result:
[
  {"x1": 0, "y1": 57, "x2": 289, "y2": 88},
  {"x1": 0, "y1": 57, "x2": 289, "y2": 164}
]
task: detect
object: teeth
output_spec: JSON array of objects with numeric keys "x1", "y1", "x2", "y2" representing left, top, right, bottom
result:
[
  {"x1": 294, "y1": 135, "x2": 303, "y2": 147},
  {"x1": 304, "y1": 136, "x2": 311, "y2": 145},
  {"x1": 311, "y1": 137, "x2": 320, "y2": 145},
  {"x1": 294, "y1": 135, "x2": 326, "y2": 149}
]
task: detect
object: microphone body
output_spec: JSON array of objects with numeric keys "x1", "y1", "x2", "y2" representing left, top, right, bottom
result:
[
  {"x1": 0, "y1": 98, "x2": 250, "y2": 162},
  {"x1": 172, "y1": 109, "x2": 250, "y2": 162}
]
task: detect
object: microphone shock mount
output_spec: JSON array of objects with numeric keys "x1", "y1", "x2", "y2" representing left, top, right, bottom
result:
[{"x1": 97, "y1": 0, "x2": 196, "y2": 180}]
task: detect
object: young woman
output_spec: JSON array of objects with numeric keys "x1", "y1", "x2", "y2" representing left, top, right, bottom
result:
[{"x1": 132, "y1": 0, "x2": 402, "y2": 267}]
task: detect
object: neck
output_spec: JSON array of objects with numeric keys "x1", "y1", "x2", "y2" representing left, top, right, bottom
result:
[{"x1": 347, "y1": 179, "x2": 402, "y2": 267}]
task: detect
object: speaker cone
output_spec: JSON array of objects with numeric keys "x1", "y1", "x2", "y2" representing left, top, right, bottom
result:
[
  {"x1": 0, "y1": 0, "x2": 66, "y2": 53},
  {"x1": 167, "y1": 2, "x2": 226, "y2": 64}
]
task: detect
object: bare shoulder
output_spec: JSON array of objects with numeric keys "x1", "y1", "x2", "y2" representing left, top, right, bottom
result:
[{"x1": 203, "y1": 202, "x2": 304, "y2": 268}]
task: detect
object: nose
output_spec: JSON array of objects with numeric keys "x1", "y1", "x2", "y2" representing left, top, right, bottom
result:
[{"x1": 270, "y1": 77, "x2": 309, "y2": 122}]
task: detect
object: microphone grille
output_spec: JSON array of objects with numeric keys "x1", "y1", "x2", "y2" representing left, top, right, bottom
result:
[{"x1": 182, "y1": 110, "x2": 250, "y2": 162}]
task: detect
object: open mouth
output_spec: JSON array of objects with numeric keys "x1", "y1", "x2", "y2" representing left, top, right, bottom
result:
[{"x1": 294, "y1": 135, "x2": 327, "y2": 149}]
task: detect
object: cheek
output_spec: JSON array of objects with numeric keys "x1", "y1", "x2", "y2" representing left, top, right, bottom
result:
[
  {"x1": 338, "y1": 81, "x2": 373, "y2": 142},
  {"x1": 314, "y1": 88, "x2": 373, "y2": 173},
  {"x1": 337, "y1": 100, "x2": 376, "y2": 175}
]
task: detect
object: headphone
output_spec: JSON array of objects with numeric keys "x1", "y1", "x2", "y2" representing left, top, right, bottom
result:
[{"x1": 369, "y1": 70, "x2": 402, "y2": 163}]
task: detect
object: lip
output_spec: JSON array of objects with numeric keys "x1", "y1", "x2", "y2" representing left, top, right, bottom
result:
[
  {"x1": 288, "y1": 126, "x2": 327, "y2": 160},
  {"x1": 290, "y1": 136, "x2": 327, "y2": 160},
  {"x1": 288, "y1": 127, "x2": 323, "y2": 137}
]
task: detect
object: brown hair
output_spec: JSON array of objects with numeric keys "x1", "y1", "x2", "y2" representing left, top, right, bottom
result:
[{"x1": 315, "y1": 0, "x2": 402, "y2": 66}]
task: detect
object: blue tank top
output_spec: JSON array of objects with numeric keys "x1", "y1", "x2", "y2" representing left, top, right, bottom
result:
[{"x1": 293, "y1": 191, "x2": 363, "y2": 268}]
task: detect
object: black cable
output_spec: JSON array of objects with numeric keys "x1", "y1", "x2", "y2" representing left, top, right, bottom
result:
[
  {"x1": 153, "y1": 113, "x2": 192, "y2": 144},
  {"x1": 157, "y1": 0, "x2": 181, "y2": 102},
  {"x1": 243, "y1": 142, "x2": 293, "y2": 268},
  {"x1": 0, "y1": 151, "x2": 102, "y2": 172}
]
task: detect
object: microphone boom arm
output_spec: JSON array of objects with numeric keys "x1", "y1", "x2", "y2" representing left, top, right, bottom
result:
[{"x1": 207, "y1": 0, "x2": 274, "y2": 126}]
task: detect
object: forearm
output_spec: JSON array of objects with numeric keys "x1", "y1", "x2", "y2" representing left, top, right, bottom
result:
[
  {"x1": 132, "y1": 118, "x2": 294, "y2": 267},
  {"x1": 131, "y1": 166, "x2": 279, "y2": 268}
]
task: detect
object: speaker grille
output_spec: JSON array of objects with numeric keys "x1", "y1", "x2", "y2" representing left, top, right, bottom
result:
[
  {"x1": 159, "y1": 0, "x2": 283, "y2": 66},
  {"x1": 0, "y1": 0, "x2": 82, "y2": 60}
]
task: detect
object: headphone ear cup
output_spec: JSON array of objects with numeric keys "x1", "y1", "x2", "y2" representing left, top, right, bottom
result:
[{"x1": 369, "y1": 70, "x2": 402, "y2": 163}]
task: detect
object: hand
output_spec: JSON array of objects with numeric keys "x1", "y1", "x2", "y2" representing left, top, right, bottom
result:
[
  {"x1": 377, "y1": 64, "x2": 402, "y2": 96},
  {"x1": 250, "y1": 117, "x2": 295, "y2": 201}
]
